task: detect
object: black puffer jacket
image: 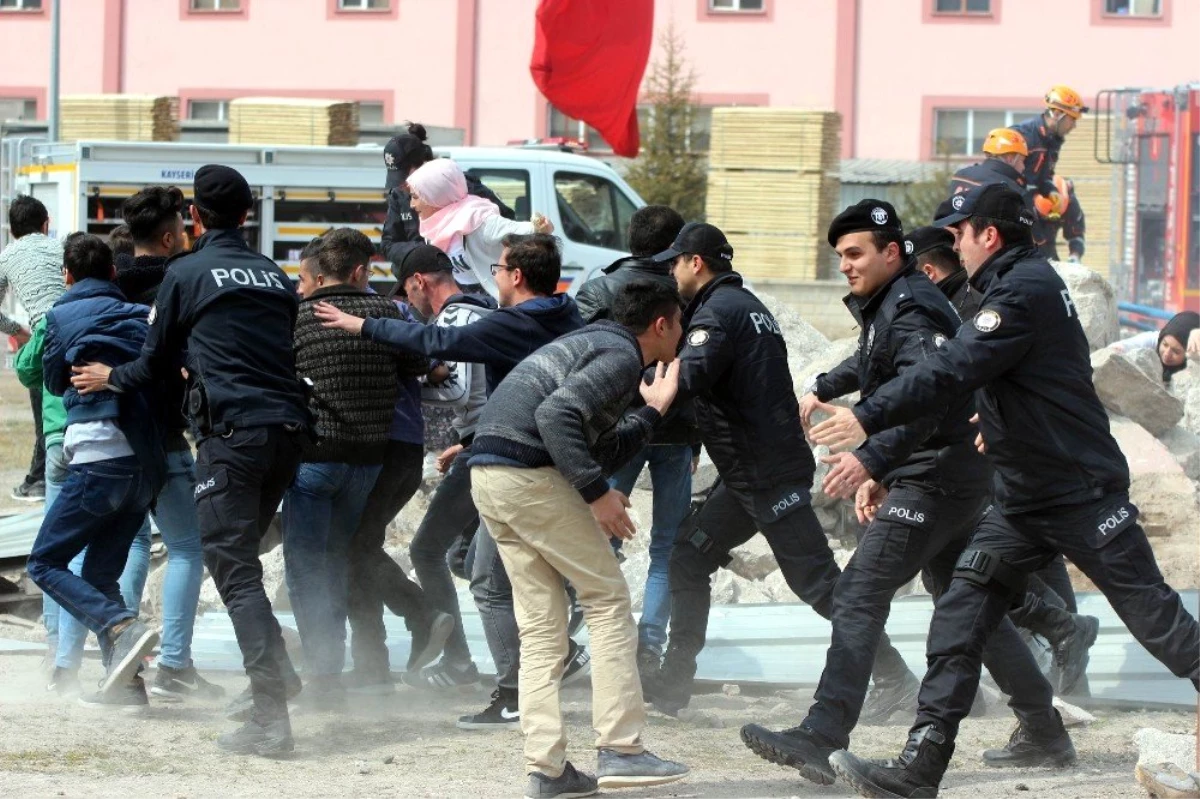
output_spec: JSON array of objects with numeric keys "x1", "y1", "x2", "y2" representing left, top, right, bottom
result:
[
  {"x1": 935, "y1": 268, "x2": 981, "y2": 319},
  {"x1": 815, "y1": 266, "x2": 989, "y2": 492},
  {"x1": 677, "y1": 272, "x2": 812, "y2": 496},
  {"x1": 380, "y1": 172, "x2": 515, "y2": 266},
  {"x1": 575, "y1": 255, "x2": 702, "y2": 450}
]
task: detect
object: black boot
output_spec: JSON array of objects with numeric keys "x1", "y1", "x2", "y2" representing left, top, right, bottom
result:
[
  {"x1": 636, "y1": 644, "x2": 661, "y2": 698},
  {"x1": 740, "y1": 723, "x2": 837, "y2": 786},
  {"x1": 859, "y1": 671, "x2": 921, "y2": 725},
  {"x1": 217, "y1": 695, "x2": 294, "y2": 756},
  {"x1": 982, "y1": 715, "x2": 1076, "y2": 768},
  {"x1": 829, "y1": 724, "x2": 954, "y2": 799},
  {"x1": 642, "y1": 646, "x2": 695, "y2": 717},
  {"x1": 1024, "y1": 609, "x2": 1099, "y2": 696}
]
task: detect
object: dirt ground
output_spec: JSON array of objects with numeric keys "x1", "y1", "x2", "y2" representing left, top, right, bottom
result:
[{"x1": 0, "y1": 647, "x2": 1192, "y2": 799}]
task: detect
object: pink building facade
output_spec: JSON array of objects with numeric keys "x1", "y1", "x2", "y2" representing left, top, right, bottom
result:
[{"x1": 0, "y1": 0, "x2": 1194, "y2": 161}]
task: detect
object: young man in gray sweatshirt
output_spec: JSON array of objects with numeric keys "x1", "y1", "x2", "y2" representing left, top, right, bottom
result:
[{"x1": 469, "y1": 280, "x2": 690, "y2": 799}]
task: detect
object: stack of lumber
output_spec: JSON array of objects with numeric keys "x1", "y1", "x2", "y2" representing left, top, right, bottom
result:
[
  {"x1": 706, "y1": 108, "x2": 841, "y2": 281},
  {"x1": 1054, "y1": 115, "x2": 1123, "y2": 281},
  {"x1": 228, "y1": 98, "x2": 359, "y2": 146},
  {"x1": 60, "y1": 95, "x2": 178, "y2": 142}
]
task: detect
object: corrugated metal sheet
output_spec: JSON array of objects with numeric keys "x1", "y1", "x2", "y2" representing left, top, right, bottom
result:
[
  {"x1": 0, "y1": 511, "x2": 41, "y2": 560},
  {"x1": 839, "y1": 158, "x2": 942, "y2": 185}
]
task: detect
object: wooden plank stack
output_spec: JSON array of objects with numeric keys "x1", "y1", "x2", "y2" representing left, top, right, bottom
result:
[
  {"x1": 60, "y1": 95, "x2": 178, "y2": 142},
  {"x1": 706, "y1": 108, "x2": 841, "y2": 281},
  {"x1": 228, "y1": 98, "x2": 359, "y2": 146},
  {"x1": 1054, "y1": 115, "x2": 1124, "y2": 281}
]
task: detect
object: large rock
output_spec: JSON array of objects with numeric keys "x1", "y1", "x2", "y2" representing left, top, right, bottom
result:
[
  {"x1": 1171, "y1": 362, "x2": 1200, "y2": 437},
  {"x1": 1051, "y1": 260, "x2": 1119, "y2": 351},
  {"x1": 795, "y1": 337, "x2": 858, "y2": 398},
  {"x1": 758, "y1": 292, "x2": 832, "y2": 384},
  {"x1": 1091, "y1": 349, "x2": 1184, "y2": 436},
  {"x1": 1124, "y1": 344, "x2": 1166, "y2": 383},
  {"x1": 727, "y1": 535, "x2": 780, "y2": 581},
  {"x1": 1161, "y1": 425, "x2": 1200, "y2": 481},
  {"x1": 1111, "y1": 417, "x2": 1200, "y2": 537}
]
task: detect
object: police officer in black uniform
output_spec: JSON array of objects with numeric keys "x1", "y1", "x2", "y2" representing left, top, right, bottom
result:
[
  {"x1": 740, "y1": 201, "x2": 1074, "y2": 786},
  {"x1": 814, "y1": 184, "x2": 1200, "y2": 799},
  {"x1": 641, "y1": 222, "x2": 909, "y2": 717},
  {"x1": 906, "y1": 226, "x2": 978, "y2": 318},
  {"x1": 76, "y1": 166, "x2": 311, "y2": 756}
]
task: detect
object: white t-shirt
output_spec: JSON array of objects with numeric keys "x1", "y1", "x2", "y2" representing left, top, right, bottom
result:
[{"x1": 64, "y1": 420, "x2": 134, "y2": 465}]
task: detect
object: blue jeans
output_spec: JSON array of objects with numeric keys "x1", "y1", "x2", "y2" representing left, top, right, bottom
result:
[
  {"x1": 28, "y1": 456, "x2": 153, "y2": 664},
  {"x1": 50, "y1": 448, "x2": 206, "y2": 670},
  {"x1": 608, "y1": 444, "x2": 692, "y2": 656},
  {"x1": 282, "y1": 461, "x2": 382, "y2": 677}
]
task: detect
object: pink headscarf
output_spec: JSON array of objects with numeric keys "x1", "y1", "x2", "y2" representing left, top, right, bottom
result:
[{"x1": 408, "y1": 158, "x2": 500, "y2": 253}]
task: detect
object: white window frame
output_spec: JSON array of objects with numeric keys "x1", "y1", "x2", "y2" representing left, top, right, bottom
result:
[
  {"x1": 0, "y1": 97, "x2": 37, "y2": 120},
  {"x1": 338, "y1": 0, "x2": 391, "y2": 10},
  {"x1": 188, "y1": 99, "x2": 231, "y2": 122},
  {"x1": 1103, "y1": 0, "x2": 1162, "y2": 17},
  {"x1": 357, "y1": 101, "x2": 385, "y2": 126},
  {"x1": 189, "y1": 0, "x2": 242, "y2": 10},
  {"x1": 934, "y1": 108, "x2": 1040, "y2": 157},
  {"x1": 0, "y1": 0, "x2": 43, "y2": 10},
  {"x1": 708, "y1": 0, "x2": 765, "y2": 12}
]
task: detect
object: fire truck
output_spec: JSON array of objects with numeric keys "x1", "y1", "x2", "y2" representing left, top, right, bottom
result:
[
  {"x1": 0, "y1": 138, "x2": 644, "y2": 295},
  {"x1": 1096, "y1": 83, "x2": 1199, "y2": 313}
]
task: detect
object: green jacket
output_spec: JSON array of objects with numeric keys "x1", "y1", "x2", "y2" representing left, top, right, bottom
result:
[{"x1": 14, "y1": 316, "x2": 66, "y2": 450}]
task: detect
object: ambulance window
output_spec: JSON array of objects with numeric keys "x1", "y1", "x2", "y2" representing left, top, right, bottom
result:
[
  {"x1": 464, "y1": 168, "x2": 531, "y2": 221},
  {"x1": 553, "y1": 171, "x2": 635, "y2": 251}
]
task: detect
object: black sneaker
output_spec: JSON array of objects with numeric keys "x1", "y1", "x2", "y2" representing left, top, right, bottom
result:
[
  {"x1": 525, "y1": 761, "x2": 598, "y2": 799},
  {"x1": 11, "y1": 480, "x2": 45, "y2": 503},
  {"x1": 217, "y1": 717, "x2": 294, "y2": 757},
  {"x1": 740, "y1": 723, "x2": 837, "y2": 786},
  {"x1": 567, "y1": 598, "x2": 585, "y2": 637},
  {"x1": 151, "y1": 664, "x2": 226, "y2": 702},
  {"x1": 562, "y1": 640, "x2": 591, "y2": 687},
  {"x1": 982, "y1": 720, "x2": 1076, "y2": 768},
  {"x1": 78, "y1": 675, "x2": 150, "y2": 715},
  {"x1": 101, "y1": 620, "x2": 159, "y2": 695},
  {"x1": 457, "y1": 687, "x2": 520, "y2": 730},
  {"x1": 225, "y1": 673, "x2": 303, "y2": 722},
  {"x1": 47, "y1": 666, "x2": 81, "y2": 700},
  {"x1": 406, "y1": 610, "x2": 455, "y2": 672},
  {"x1": 858, "y1": 673, "x2": 921, "y2": 725},
  {"x1": 402, "y1": 660, "x2": 480, "y2": 691}
]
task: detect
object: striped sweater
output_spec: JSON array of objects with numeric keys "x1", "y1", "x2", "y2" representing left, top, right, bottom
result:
[
  {"x1": 294, "y1": 285, "x2": 429, "y2": 464},
  {"x1": 0, "y1": 233, "x2": 65, "y2": 334}
]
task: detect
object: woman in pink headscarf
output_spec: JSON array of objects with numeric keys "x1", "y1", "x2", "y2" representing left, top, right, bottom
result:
[{"x1": 407, "y1": 158, "x2": 554, "y2": 297}]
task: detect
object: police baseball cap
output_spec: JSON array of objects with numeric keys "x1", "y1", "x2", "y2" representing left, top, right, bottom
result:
[
  {"x1": 933, "y1": 197, "x2": 956, "y2": 225},
  {"x1": 193, "y1": 165, "x2": 254, "y2": 219},
  {"x1": 933, "y1": 183, "x2": 1034, "y2": 229},
  {"x1": 391, "y1": 244, "x2": 454, "y2": 293},
  {"x1": 827, "y1": 200, "x2": 903, "y2": 247},
  {"x1": 904, "y1": 226, "x2": 956, "y2": 262},
  {"x1": 652, "y1": 222, "x2": 734, "y2": 266},
  {"x1": 384, "y1": 134, "x2": 428, "y2": 190}
]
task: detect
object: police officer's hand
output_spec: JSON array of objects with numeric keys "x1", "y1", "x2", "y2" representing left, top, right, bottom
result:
[
  {"x1": 71, "y1": 362, "x2": 113, "y2": 395},
  {"x1": 314, "y1": 301, "x2": 365, "y2": 336},
  {"x1": 970, "y1": 413, "x2": 986, "y2": 454},
  {"x1": 1188, "y1": 328, "x2": 1200, "y2": 359},
  {"x1": 799, "y1": 392, "x2": 821, "y2": 431},
  {"x1": 855, "y1": 480, "x2": 887, "y2": 525},
  {"x1": 808, "y1": 403, "x2": 867, "y2": 451},
  {"x1": 639, "y1": 360, "x2": 680, "y2": 415},
  {"x1": 820, "y1": 452, "x2": 871, "y2": 500},
  {"x1": 436, "y1": 444, "x2": 463, "y2": 474},
  {"x1": 591, "y1": 488, "x2": 636, "y2": 540}
]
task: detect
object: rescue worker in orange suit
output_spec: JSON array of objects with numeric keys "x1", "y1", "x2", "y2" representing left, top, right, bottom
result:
[{"x1": 1035, "y1": 176, "x2": 1086, "y2": 262}]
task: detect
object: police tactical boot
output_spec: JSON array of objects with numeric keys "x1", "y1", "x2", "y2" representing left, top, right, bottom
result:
[
  {"x1": 596, "y1": 748, "x2": 689, "y2": 788},
  {"x1": 217, "y1": 711, "x2": 295, "y2": 757},
  {"x1": 829, "y1": 723, "x2": 954, "y2": 799},
  {"x1": 101, "y1": 620, "x2": 159, "y2": 695},
  {"x1": 524, "y1": 761, "x2": 598, "y2": 799},
  {"x1": 981, "y1": 718, "x2": 1076, "y2": 768},
  {"x1": 739, "y1": 723, "x2": 837, "y2": 786},
  {"x1": 78, "y1": 675, "x2": 150, "y2": 715},
  {"x1": 859, "y1": 672, "x2": 922, "y2": 725},
  {"x1": 644, "y1": 648, "x2": 695, "y2": 717},
  {"x1": 405, "y1": 610, "x2": 455, "y2": 673},
  {"x1": 1050, "y1": 615, "x2": 1099, "y2": 696},
  {"x1": 636, "y1": 645, "x2": 661, "y2": 696}
]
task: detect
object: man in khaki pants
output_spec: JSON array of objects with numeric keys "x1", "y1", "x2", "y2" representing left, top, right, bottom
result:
[{"x1": 469, "y1": 279, "x2": 690, "y2": 799}]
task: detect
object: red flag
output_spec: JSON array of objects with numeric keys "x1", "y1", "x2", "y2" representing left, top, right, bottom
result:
[{"x1": 530, "y1": 0, "x2": 654, "y2": 157}]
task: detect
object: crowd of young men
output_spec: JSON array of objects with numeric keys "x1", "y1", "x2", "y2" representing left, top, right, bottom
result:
[{"x1": 8, "y1": 142, "x2": 1197, "y2": 799}]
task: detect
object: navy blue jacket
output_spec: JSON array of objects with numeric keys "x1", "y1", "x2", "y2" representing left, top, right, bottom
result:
[
  {"x1": 361, "y1": 293, "x2": 583, "y2": 394},
  {"x1": 43, "y1": 279, "x2": 166, "y2": 493}
]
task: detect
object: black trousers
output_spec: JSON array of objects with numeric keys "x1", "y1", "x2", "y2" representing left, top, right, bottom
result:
[
  {"x1": 194, "y1": 425, "x2": 303, "y2": 718},
  {"x1": 347, "y1": 440, "x2": 428, "y2": 678},
  {"x1": 24, "y1": 384, "x2": 45, "y2": 485},
  {"x1": 804, "y1": 486, "x2": 1057, "y2": 748},
  {"x1": 914, "y1": 494, "x2": 1200, "y2": 743},
  {"x1": 666, "y1": 481, "x2": 909, "y2": 688}
]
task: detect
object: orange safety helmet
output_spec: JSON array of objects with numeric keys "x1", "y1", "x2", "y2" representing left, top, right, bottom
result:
[
  {"x1": 1045, "y1": 85, "x2": 1089, "y2": 119},
  {"x1": 982, "y1": 128, "x2": 1028, "y2": 157},
  {"x1": 1034, "y1": 175, "x2": 1071, "y2": 219}
]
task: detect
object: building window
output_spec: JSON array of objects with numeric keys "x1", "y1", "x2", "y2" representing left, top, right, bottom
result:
[
  {"x1": 637, "y1": 105, "x2": 716, "y2": 152},
  {"x1": 709, "y1": 0, "x2": 765, "y2": 11},
  {"x1": 190, "y1": 0, "x2": 241, "y2": 9},
  {"x1": 0, "y1": 98, "x2": 37, "y2": 120},
  {"x1": 188, "y1": 100, "x2": 230, "y2": 121},
  {"x1": 1104, "y1": 0, "x2": 1161, "y2": 15},
  {"x1": 338, "y1": 0, "x2": 390, "y2": 9},
  {"x1": 934, "y1": 0, "x2": 991, "y2": 13},
  {"x1": 933, "y1": 107, "x2": 1039, "y2": 157},
  {"x1": 0, "y1": 0, "x2": 43, "y2": 9},
  {"x1": 548, "y1": 106, "x2": 608, "y2": 152},
  {"x1": 358, "y1": 101, "x2": 385, "y2": 126}
]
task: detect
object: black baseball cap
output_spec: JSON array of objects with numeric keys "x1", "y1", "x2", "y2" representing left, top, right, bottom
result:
[
  {"x1": 652, "y1": 222, "x2": 734, "y2": 265},
  {"x1": 904, "y1": 226, "x2": 956, "y2": 262},
  {"x1": 933, "y1": 183, "x2": 1034, "y2": 229},
  {"x1": 827, "y1": 200, "x2": 903, "y2": 247},
  {"x1": 933, "y1": 197, "x2": 956, "y2": 225},
  {"x1": 384, "y1": 133, "x2": 430, "y2": 190},
  {"x1": 390, "y1": 244, "x2": 453, "y2": 294},
  {"x1": 193, "y1": 165, "x2": 254, "y2": 218}
]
